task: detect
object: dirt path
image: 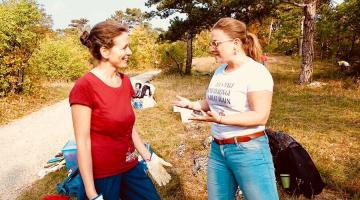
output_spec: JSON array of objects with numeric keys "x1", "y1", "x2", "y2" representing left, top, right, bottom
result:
[{"x1": 0, "y1": 99, "x2": 73, "y2": 199}]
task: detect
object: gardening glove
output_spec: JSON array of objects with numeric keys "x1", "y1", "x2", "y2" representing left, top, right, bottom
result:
[{"x1": 146, "y1": 153, "x2": 172, "y2": 186}]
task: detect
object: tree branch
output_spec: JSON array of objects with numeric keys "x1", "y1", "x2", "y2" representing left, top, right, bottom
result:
[{"x1": 281, "y1": 0, "x2": 306, "y2": 7}]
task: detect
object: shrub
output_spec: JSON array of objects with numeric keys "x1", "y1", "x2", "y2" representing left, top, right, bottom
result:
[
  {"x1": 28, "y1": 35, "x2": 90, "y2": 81},
  {"x1": 128, "y1": 25, "x2": 159, "y2": 70},
  {"x1": 157, "y1": 41, "x2": 187, "y2": 73},
  {"x1": 193, "y1": 30, "x2": 211, "y2": 57},
  {"x1": 0, "y1": 0, "x2": 47, "y2": 96}
]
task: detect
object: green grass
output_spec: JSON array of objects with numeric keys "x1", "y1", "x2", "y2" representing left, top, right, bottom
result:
[{"x1": 16, "y1": 56, "x2": 360, "y2": 199}]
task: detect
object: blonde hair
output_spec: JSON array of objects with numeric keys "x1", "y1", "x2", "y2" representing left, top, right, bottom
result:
[{"x1": 212, "y1": 18, "x2": 262, "y2": 62}]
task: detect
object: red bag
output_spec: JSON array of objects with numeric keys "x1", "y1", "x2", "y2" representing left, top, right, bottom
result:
[{"x1": 41, "y1": 194, "x2": 70, "y2": 200}]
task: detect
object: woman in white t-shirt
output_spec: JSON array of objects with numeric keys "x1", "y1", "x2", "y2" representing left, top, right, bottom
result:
[{"x1": 174, "y1": 18, "x2": 279, "y2": 200}]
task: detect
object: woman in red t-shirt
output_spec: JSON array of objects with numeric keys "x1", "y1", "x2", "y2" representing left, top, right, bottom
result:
[{"x1": 69, "y1": 21, "x2": 171, "y2": 200}]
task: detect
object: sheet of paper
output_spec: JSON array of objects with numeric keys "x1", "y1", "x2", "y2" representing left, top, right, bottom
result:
[{"x1": 173, "y1": 106, "x2": 193, "y2": 123}]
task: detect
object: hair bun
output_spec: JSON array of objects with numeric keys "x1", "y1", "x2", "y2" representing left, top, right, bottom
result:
[{"x1": 80, "y1": 31, "x2": 91, "y2": 48}]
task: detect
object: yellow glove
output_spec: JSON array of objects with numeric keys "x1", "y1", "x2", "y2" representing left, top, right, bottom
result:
[{"x1": 146, "y1": 153, "x2": 172, "y2": 186}]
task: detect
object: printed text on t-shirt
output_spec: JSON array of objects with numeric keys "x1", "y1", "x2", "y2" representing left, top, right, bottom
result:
[{"x1": 207, "y1": 81, "x2": 235, "y2": 105}]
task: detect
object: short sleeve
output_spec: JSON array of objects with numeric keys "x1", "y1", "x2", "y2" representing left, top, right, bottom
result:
[
  {"x1": 69, "y1": 79, "x2": 94, "y2": 108},
  {"x1": 130, "y1": 82, "x2": 135, "y2": 97},
  {"x1": 123, "y1": 74, "x2": 135, "y2": 97},
  {"x1": 247, "y1": 65, "x2": 274, "y2": 92}
]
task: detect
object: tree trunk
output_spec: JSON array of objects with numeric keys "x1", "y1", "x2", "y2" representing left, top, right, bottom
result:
[
  {"x1": 299, "y1": 1, "x2": 316, "y2": 84},
  {"x1": 348, "y1": 32, "x2": 356, "y2": 60},
  {"x1": 335, "y1": 33, "x2": 341, "y2": 59},
  {"x1": 185, "y1": 34, "x2": 193, "y2": 75},
  {"x1": 320, "y1": 42, "x2": 324, "y2": 60},
  {"x1": 166, "y1": 51, "x2": 183, "y2": 76},
  {"x1": 299, "y1": 16, "x2": 305, "y2": 57},
  {"x1": 268, "y1": 18, "x2": 274, "y2": 44}
]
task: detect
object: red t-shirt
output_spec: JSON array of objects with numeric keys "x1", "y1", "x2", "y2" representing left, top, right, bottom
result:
[{"x1": 69, "y1": 72, "x2": 138, "y2": 179}]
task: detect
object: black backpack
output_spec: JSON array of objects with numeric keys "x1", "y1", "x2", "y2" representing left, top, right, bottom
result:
[{"x1": 265, "y1": 129, "x2": 325, "y2": 199}]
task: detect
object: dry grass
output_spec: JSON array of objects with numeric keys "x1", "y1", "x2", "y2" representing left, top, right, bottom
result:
[
  {"x1": 16, "y1": 56, "x2": 360, "y2": 199},
  {"x1": 0, "y1": 82, "x2": 73, "y2": 125},
  {"x1": 16, "y1": 168, "x2": 70, "y2": 200},
  {"x1": 135, "y1": 57, "x2": 360, "y2": 199},
  {"x1": 267, "y1": 56, "x2": 360, "y2": 196}
]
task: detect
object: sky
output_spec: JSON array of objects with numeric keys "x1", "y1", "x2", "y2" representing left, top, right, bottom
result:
[
  {"x1": 36, "y1": 0, "x2": 174, "y2": 30},
  {"x1": 36, "y1": 0, "x2": 344, "y2": 31}
]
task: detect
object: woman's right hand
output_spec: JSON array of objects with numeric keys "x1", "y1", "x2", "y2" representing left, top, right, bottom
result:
[{"x1": 173, "y1": 95, "x2": 193, "y2": 109}]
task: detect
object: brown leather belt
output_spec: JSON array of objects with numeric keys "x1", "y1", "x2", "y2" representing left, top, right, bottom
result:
[{"x1": 213, "y1": 131, "x2": 265, "y2": 145}]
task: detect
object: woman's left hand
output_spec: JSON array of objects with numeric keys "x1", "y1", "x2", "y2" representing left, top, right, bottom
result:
[
  {"x1": 146, "y1": 153, "x2": 172, "y2": 186},
  {"x1": 189, "y1": 110, "x2": 221, "y2": 123}
]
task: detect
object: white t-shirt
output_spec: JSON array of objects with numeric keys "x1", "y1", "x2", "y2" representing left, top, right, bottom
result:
[{"x1": 206, "y1": 58, "x2": 273, "y2": 139}]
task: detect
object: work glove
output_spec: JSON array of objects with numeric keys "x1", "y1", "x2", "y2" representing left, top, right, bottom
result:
[{"x1": 146, "y1": 152, "x2": 172, "y2": 186}]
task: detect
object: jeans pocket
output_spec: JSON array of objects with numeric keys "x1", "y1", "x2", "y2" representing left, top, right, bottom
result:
[
  {"x1": 233, "y1": 139, "x2": 267, "y2": 162},
  {"x1": 235, "y1": 139, "x2": 261, "y2": 150}
]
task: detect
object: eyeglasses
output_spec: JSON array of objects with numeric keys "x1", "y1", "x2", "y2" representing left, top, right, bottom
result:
[{"x1": 209, "y1": 39, "x2": 234, "y2": 48}]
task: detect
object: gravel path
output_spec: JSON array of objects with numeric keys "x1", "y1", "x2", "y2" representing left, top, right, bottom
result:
[
  {"x1": 0, "y1": 99, "x2": 74, "y2": 199},
  {"x1": 130, "y1": 70, "x2": 161, "y2": 83},
  {"x1": 0, "y1": 70, "x2": 162, "y2": 199}
]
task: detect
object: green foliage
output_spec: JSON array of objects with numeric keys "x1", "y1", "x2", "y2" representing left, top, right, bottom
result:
[
  {"x1": 263, "y1": 0, "x2": 360, "y2": 63},
  {"x1": 265, "y1": 4, "x2": 302, "y2": 54},
  {"x1": 193, "y1": 29, "x2": 211, "y2": 57},
  {"x1": 147, "y1": 0, "x2": 278, "y2": 40},
  {"x1": 314, "y1": 4, "x2": 336, "y2": 58},
  {"x1": 157, "y1": 41, "x2": 187, "y2": 72},
  {"x1": 0, "y1": 0, "x2": 48, "y2": 96},
  {"x1": 337, "y1": 0, "x2": 360, "y2": 33},
  {"x1": 128, "y1": 25, "x2": 159, "y2": 70},
  {"x1": 68, "y1": 18, "x2": 90, "y2": 33},
  {"x1": 333, "y1": 0, "x2": 360, "y2": 60},
  {"x1": 109, "y1": 8, "x2": 147, "y2": 29},
  {"x1": 146, "y1": 0, "x2": 278, "y2": 74},
  {"x1": 127, "y1": 25, "x2": 187, "y2": 72},
  {"x1": 28, "y1": 35, "x2": 90, "y2": 81}
]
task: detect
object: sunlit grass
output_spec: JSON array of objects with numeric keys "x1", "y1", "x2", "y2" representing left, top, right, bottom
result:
[
  {"x1": 17, "y1": 56, "x2": 359, "y2": 199},
  {"x1": 16, "y1": 168, "x2": 70, "y2": 200},
  {"x1": 267, "y1": 56, "x2": 360, "y2": 196},
  {"x1": 0, "y1": 82, "x2": 73, "y2": 125}
]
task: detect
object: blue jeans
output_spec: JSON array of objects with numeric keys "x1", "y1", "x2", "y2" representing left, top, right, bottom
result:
[
  {"x1": 207, "y1": 135, "x2": 279, "y2": 200},
  {"x1": 78, "y1": 163, "x2": 160, "y2": 200}
]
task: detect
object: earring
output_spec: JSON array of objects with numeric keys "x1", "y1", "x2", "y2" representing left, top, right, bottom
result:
[{"x1": 234, "y1": 48, "x2": 240, "y2": 55}]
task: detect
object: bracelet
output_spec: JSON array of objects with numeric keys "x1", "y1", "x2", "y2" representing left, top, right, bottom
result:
[{"x1": 92, "y1": 194, "x2": 103, "y2": 200}]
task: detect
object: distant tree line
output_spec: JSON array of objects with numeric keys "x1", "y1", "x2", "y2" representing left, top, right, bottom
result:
[
  {"x1": 1, "y1": 0, "x2": 359, "y2": 98},
  {"x1": 146, "y1": 0, "x2": 360, "y2": 83}
]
